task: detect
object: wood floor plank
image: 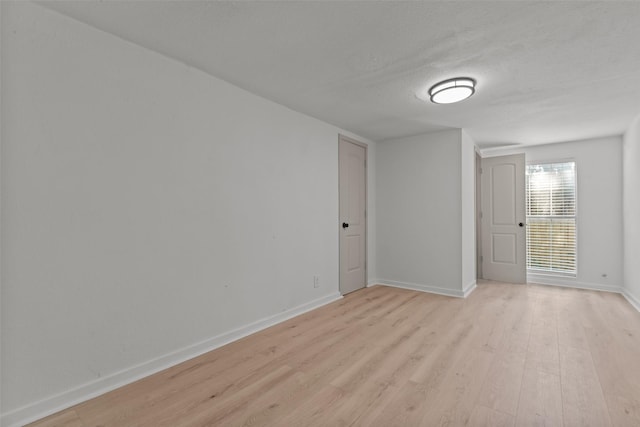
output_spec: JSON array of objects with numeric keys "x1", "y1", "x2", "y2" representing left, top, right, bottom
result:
[
  {"x1": 477, "y1": 351, "x2": 526, "y2": 416},
  {"x1": 417, "y1": 349, "x2": 495, "y2": 426},
  {"x1": 468, "y1": 405, "x2": 515, "y2": 427},
  {"x1": 515, "y1": 367, "x2": 563, "y2": 426},
  {"x1": 584, "y1": 325, "x2": 640, "y2": 426},
  {"x1": 265, "y1": 384, "x2": 345, "y2": 427},
  {"x1": 488, "y1": 288, "x2": 535, "y2": 354},
  {"x1": 526, "y1": 311, "x2": 560, "y2": 376},
  {"x1": 28, "y1": 411, "x2": 84, "y2": 427},
  {"x1": 365, "y1": 380, "x2": 431, "y2": 427},
  {"x1": 143, "y1": 365, "x2": 296, "y2": 427},
  {"x1": 310, "y1": 380, "x2": 399, "y2": 427},
  {"x1": 26, "y1": 283, "x2": 640, "y2": 427},
  {"x1": 604, "y1": 393, "x2": 640, "y2": 427},
  {"x1": 559, "y1": 345, "x2": 612, "y2": 427}
]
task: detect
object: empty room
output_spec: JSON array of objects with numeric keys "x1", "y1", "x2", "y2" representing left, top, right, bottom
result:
[{"x1": 2, "y1": 1, "x2": 640, "y2": 426}]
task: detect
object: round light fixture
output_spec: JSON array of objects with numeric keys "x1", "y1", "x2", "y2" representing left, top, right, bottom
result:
[{"x1": 427, "y1": 77, "x2": 476, "y2": 104}]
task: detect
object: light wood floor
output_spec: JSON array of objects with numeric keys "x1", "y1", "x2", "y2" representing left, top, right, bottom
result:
[{"x1": 30, "y1": 282, "x2": 640, "y2": 427}]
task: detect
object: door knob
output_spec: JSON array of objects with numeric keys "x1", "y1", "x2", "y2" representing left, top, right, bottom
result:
[
  {"x1": 342, "y1": 222, "x2": 349, "y2": 229},
  {"x1": 519, "y1": 222, "x2": 524, "y2": 227}
]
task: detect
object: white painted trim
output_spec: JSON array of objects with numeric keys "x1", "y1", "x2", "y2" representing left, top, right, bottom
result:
[
  {"x1": 623, "y1": 289, "x2": 640, "y2": 313},
  {"x1": 1, "y1": 292, "x2": 342, "y2": 427},
  {"x1": 463, "y1": 280, "x2": 477, "y2": 298},
  {"x1": 527, "y1": 275, "x2": 640, "y2": 313},
  {"x1": 375, "y1": 279, "x2": 470, "y2": 298},
  {"x1": 527, "y1": 274, "x2": 622, "y2": 293},
  {"x1": 367, "y1": 279, "x2": 379, "y2": 287}
]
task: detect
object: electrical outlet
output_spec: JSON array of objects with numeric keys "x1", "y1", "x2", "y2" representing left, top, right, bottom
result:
[{"x1": 313, "y1": 275, "x2": 320, "y2": 288}]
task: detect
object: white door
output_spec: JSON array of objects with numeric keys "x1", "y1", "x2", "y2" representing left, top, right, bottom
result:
[
  {"x1": 481, "y1": 154, "x2": 526, "y2": 283},
  {"x1": 339, "y1": 136, "x2": 366, "y2": 295}
]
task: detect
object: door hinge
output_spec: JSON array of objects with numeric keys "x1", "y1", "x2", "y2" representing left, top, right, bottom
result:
[
  {"x1": 480, "y1": 211, "x2": 483, "y2": 219},
  {"x1": 480, "y1": 167, "x2": 483, "y2": 174},
  {"x1": 480, "y1": 255, "x2": 483, "y2": 262}
]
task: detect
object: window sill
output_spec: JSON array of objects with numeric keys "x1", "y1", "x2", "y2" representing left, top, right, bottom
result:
[{"x1": 527, "y1": 270, "x2": 577, "y2": 279}]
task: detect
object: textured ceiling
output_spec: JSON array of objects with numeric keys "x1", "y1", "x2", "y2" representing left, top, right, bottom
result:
[{"x1": 39, "y1": 1, "x2": 640, "y2": 147}]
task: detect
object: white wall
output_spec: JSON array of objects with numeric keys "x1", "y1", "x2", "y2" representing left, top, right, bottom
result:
[
  {"x1": 0, "y1": 0, "x2": 4, "y2": 415},
  {"x1": 623, "y1": 115, "x2": 640, "y2": 308},
  {"x1": 483, "y1": 136, "x2": 623, "y2": 291},
  {"x1": 461, "y1": 131, "x2": 477, "y2": 291},
  {"x1": 0, "y1": 2, "x2": 375, "y2": 424},
  {"x1": 376, "y1": 129, "x2": 475, "y2": 296}
]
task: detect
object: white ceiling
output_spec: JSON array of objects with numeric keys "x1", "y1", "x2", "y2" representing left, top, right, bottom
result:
[{"x1": 40, "y1": 1, "x2": 640, "y2": 147}]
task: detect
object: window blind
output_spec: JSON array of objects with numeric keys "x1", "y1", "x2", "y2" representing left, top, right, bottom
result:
[{"x1": 526, "y1": 162, "x2": 576, "y2": 275}]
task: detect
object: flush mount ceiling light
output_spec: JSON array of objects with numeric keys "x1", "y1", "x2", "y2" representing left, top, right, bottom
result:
[{"x1": 423, "y1": 77, "x2": 476, "y2": 104}]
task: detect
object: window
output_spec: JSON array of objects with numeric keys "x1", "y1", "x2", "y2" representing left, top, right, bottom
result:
[{"x1": 526, "y1": 161, "x2": 576, "y2": 275}]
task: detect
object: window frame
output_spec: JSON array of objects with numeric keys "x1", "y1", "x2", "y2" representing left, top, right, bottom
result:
[{"x1": 525, "y1": 158, "x2": 578, "y2": 277}]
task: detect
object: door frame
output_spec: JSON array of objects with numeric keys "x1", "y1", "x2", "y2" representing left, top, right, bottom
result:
[{"x1": 338, "y1": 134, "x2": 367, "y2": 294}]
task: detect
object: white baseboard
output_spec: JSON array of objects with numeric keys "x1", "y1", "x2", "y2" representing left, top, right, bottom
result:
[
  {"x1": 1, "y1": 292, "x2": 343, "y2": 427},
  {"x1": 463, "y1": 280, "x2": 477, "y2": 298},
  {"x1": 623, "y1": 289, "x2": 640, "y2": 313},
  {"x1": 526, "y1": 274, "x2": 640, "y2": 313},
  {"x1": 375, "y1": 279, "x2": 473, "y2": 298},
  {"x1": 527, "y1": 274, "x2": 622, "y2": 293}
]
